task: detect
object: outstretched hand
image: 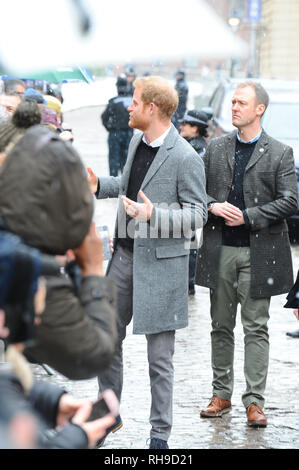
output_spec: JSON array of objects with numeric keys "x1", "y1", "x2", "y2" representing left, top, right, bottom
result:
[
  {"x1": 87, "y1": 167, "x2": 98, "y2": 194},
  {"x1": 122, "y1": 190, "x2": 153, "y2": 221}
]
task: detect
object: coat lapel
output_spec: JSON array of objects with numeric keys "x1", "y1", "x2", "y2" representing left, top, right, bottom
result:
[
  {"x1": 121, "y1": 131, "x2": 143, "y2": 194},
  {"x1": 245, "y1": 129, "x2": 269, "y2": 173},
  {"x1": 225, "y1": 131, "x2": 236, "y2": 178},
  {"x1": 140, "y1": 125, "x2": 177, "y2": 191}
]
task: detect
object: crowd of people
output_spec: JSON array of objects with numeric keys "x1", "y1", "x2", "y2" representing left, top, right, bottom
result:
[{"x1": 0, "y1": 72, "x2": 298, "y2": 450}]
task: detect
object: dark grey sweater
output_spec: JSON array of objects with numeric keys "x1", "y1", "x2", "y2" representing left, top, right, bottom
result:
[{"x1": 222, "y1": 138, "x2": 257, "y2": 247}]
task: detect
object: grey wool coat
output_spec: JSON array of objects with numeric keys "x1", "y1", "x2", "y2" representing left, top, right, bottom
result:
[
  {"x1": 97, "y1": 124, "x2": 207, "y2": 334},
  {"x1": 195, "y1": 129, "x2": 298, "y2": 298}
]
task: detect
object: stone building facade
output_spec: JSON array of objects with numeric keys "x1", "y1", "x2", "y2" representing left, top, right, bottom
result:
[
  {"x1": 260, "y1": 0, "x2": 299, "y2": 80},
  {"x1": 207, "y1": 0, "x2": 299, "y2": 80}
]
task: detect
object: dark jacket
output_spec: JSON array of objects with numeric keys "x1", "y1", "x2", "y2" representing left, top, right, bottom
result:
[
  {"x1": 284, "y1": 270, "x2": 299, "y2": 308},
  {"x1": 172, "y1": 80, "x2": 189, "y2": 129},
  {"x1": 0, "y1": 126, "x2": 117, "y2": 379},
  {"x1": 185, "y1": 135, "x2": 207, "y2": 157},
  {"x1": 101, "y1": 94, "x2": 132, "y2": 131},
  {"x1": 196, "y1": 129, "x2": 298, "y2": 298},
  {"x1": 175, "y1": 79, "x2": 189, "y2": 118},
  {"x1": 24, "y1": 274, "x2": 117, "y2": 380},
  {"x1": 0, "y1": 364, "x2": 88, "y2": 449}
]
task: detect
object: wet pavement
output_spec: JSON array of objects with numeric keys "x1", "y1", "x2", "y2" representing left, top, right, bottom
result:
[{"x1": 33, "y1": 106, "x2": 299, "y2": 451}]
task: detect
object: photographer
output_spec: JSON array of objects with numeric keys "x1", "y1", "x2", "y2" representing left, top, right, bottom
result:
[
  {"x1": 0, "y1": 237, "x2": 117, "y2": 449},
  {"x1": 0, "y1": 124, "x2": 117, "y2": 380}
]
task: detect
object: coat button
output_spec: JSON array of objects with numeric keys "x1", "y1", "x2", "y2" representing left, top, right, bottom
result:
[{"x1": 227, "y1": 184, "x2": 232, "y2": 190}]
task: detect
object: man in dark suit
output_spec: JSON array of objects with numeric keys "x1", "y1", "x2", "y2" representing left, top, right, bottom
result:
[{"x1": 196, "y1": 81, "x2": 298, "y2": 427}]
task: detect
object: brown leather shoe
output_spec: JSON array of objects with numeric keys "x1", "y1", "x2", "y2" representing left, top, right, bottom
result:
[
  {"x1": 200, "y1": 395, "x2": 232, "y2": 417},
  {"x1": 246, "y1": 403, "x2": 267, "y2": 427}
]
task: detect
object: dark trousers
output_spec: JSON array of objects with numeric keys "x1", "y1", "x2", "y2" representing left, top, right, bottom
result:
[
  {"x1": 97, "y1": 246, "x2": 175, "y2": 441},
  {"x1": 108, "y1": 129, "x2": 133, "y2": 176},
  {"x1": 210, "y1": 246, "x2": 270, "y2": 408},
  {"x1": 189, "y1": 249, "x2": 197, "y2": 294}
]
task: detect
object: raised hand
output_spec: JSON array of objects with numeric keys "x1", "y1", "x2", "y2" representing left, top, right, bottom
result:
[
  {"x1": 87, "y1": 167, "x2": 98, "y2": 194},
  {"x1": 121, "y1": 190, "x2": 153, "y2": 222}
]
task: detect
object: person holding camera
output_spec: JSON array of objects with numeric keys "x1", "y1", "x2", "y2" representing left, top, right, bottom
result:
[
  {"x1": 0, "y1": 124, "x2": 117, "y2": 381},
  {"x1": 0, "y1": 277, "x2": 117, "y2": 449}
]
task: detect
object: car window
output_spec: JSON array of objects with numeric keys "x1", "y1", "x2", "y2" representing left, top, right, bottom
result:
[
  {"x1": 262, "y1": 102, "x2": 299, "y2": 140},
  {"x1": 209, "y1": 85, "x2": 225, "y2": 115},
  {"x1": 220, "y1": 89, "x2": 234, "y2": 122}
]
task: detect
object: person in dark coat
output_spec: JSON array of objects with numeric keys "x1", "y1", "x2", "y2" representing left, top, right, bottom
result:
[
  {"x1": 179, "y1": 109, "x2": 209, "y2": 157},
  {"x1": 0, "y1": 359, "x2": 116, "y2": 449},
  {"x1": 101, "y1": 75, "x2": 133, "y2": 176},
  {"x1": 171, "y1": 69, "x2": 189, "y2": 130},
  {"x1": 179, "y1": 109, "x2": 209, "y2": 295},
  {"x1": 284, "y1": 270, "x2": 299, "y2": 337},
  {"x1": 0, "y1": 306, "x2": 116, "y2": 449},
  {"x1": 0, "y1": 125, "x2": 117, "y2": 380},
  {"x1": 196, "y1": 81, "x2": 298, "y2": 427}
]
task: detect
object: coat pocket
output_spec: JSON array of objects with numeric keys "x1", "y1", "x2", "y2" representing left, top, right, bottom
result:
[
  {"x1": 152, "y1": 178, "x2": 172, "y2": 184},
  {"x1": 269, "y1": 222, "x2": 288, "y2": 234},
  {"x1": 155, "y1": 245, "x2": 189, "y2": 259}
]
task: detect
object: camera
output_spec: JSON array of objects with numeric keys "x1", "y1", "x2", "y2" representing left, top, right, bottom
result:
[{"x1": 0, "y1": 227, "x2": 60, "y2": 344}]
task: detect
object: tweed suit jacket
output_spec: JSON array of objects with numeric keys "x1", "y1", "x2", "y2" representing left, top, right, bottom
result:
[
  {"x1": 97, "y1": 124, "x2": 207, "y2": 334},
  {"x1": 195, "y1": 129, "x2": 298, "y2": 298}
]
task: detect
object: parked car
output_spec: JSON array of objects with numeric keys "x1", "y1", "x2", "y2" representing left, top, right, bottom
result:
[{"x1": 204, "y1": 78, "x2": 299, "y2": 241}]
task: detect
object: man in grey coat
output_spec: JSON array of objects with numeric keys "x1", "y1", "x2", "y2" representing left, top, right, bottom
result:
[
  {"x1": 196, "y1": 81, "x2": 298, "y2": 427},
  {"x1": 88, "y1": 76, "x2": 207, "y2": 448}
]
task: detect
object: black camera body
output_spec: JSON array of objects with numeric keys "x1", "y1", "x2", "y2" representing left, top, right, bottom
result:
[{"x1": 0, "y1": 227, "x2": 60, "y2": 344}]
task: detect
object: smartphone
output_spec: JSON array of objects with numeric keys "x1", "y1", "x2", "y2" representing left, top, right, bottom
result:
[
  {"x1": 97, "y1": 225, "x2": 111, "y2": 260},
  {"x1": 86, "y1": 389, "x2": 119, "y2": 422}
]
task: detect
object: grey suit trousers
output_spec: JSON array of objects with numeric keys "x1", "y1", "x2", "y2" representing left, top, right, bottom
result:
[
  {"x1": 210, "y1": 246, "x2": 270, "y2": 409},
  {"x1": 97, "y1": 245, "x2": 175, "y2": 441}
]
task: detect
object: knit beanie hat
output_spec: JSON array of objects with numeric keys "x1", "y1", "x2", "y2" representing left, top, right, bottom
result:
[
  {"x1": 0, "y1": 125, "x2": 93, "y2": 254},
  {"x1": 0, "y1": 100, "x2": 42, "y2": 152}
]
